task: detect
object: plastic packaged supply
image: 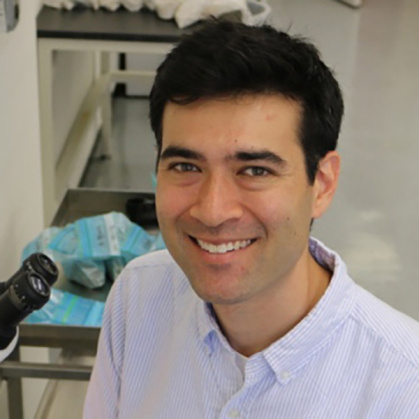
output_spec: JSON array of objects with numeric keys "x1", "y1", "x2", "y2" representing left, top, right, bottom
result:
[
  {"x1": 42, "y1": 0, "x2": 272, "y2": 30},
  {"x1": 175, "y1": 0, "x2": 254, "y2": 29},
  {"x1": 74, "y1": 0, "x2": 100, "y2": 9},
  {"x1": 43, "y1": 0, "x2": 101, "y2": 9},
  {"x1": 204, "y1": 0, "x2": 248, "y2": 21},
  {"x1": 105, "y1": 257, "x2": 126, "y2": 281},
  {"x1": 143, "y1": 0, "x2": 155, "y2": 10},
  {"x1": 121, "y1": 0, "x2": 143, "y2": 12},
  {"x1": 21, "y1": 227, "x2": 61, "y2": 262},
  {"x1": 150, "y1": 232, "x2": 166, "y2": 252},
  {"x1": 43, "y1": 0, "x2": 76, "y2": 10},
  {"x1": 242, "y1": 1, "x2": 271, "y2": 26},
  {"x1": 24, "y1": 288, "x2": 105, "y2": 327},
  {"x1": 75, "y1": 212, "x2": 133, "y2": 259},
  {"x1": 48, "y1": 224, "x2": 79, "y2": 257},
  {"x1": 121, "y1": 223, "x2": 155, "y2": 263},
  {"x1": 79, "y1": 0, "x2": 100, "y2": 10},
  {"x1": 99, "y1": 0, "x2": 121, "y2": 11},
  {"x1": 174, "y1": 0, "x2": 205, "y2": 28},
  {"x1": 22, "y1": 211, "x2": 165, "y2": 289},
  {"x1": 152, "y1": 0, "x2": 183, "y2": 20},
  {"x1": 61, "y1": 258, "x2": 107, "y2": 289},
  {"x1": 48, "y1": 213, "x2": 129, "y2": 289},
  {"x1": 47, "y1": 223, "x2": 106, "y2": 289},
  {"x1": 48, "y1": 212, "x2": 157, "y2": 287}
]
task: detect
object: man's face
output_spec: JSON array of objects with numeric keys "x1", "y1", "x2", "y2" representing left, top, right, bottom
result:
[{"x1": 156, "y1": 95, "x2": 326, "y2": 306}]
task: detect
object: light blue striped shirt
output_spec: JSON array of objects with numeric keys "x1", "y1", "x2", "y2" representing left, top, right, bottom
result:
[{"x1": 84, "y1": 239, "x2": 419, "y2": 418}]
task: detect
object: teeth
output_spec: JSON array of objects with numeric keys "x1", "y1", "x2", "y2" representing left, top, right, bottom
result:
[{"x1": 196, "y1": 239, "x2": 253, "y2": 254}]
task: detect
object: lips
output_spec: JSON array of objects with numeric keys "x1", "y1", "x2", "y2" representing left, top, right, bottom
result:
[{"x1": 189, "y1": 236, "x2": 256, "y2": 254}]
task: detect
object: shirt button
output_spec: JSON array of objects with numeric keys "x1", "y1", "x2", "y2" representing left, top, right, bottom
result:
[
  {"x1": 281, "y1": 371, "x2": 290, "y2": 380},
  {"x1": 228, "y1": 410, "x2": 241, "y2": 418}
]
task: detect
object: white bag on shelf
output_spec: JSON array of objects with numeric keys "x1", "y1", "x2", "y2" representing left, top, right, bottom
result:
[
  {"x1": 143, "y1": 0, "x2": 156, "y2": 10},
  {"x1": 174, "y1": 0, "x2": 207, "y2": 28},
  {"x1": 121, "y1": 0, "x2": 143, "y2": 12},
  {"x1": 43, "y1": 0, "x2": 101, "y2": 9},
  {"x1": 76, "y1": 0, "x2": 100, "y2": 9},
  {"x1": 203, "y1": 0, "x2": 247, "y2": 20},
  {"x1": 175, "y1": 0, "x2": 271, "y2": 29},
  {"x1": 99, "y1": 0, "x2": 121, "y2": 11},
  {"x1": 152, "y1": 0, "x2": 184, "y2": 20},
  {"x1": 242, "y1": 1, "x2": 271, "y2": 26},
  {"x1": 42, "y1": 0, "x2": 272, "y2": 28},
  {"x1": 43, "y1": 0, "x2": 76, "y2": 10}
]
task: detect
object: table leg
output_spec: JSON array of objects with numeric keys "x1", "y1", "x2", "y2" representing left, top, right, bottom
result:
[
  {"x1": 100, "y1": 52, "x2": 113, "y2": 157},
  {"x1": 100, "y1": 85, "x2": 113, "y2": 158},
  {"x1": 38, "y1": 40, "x2": 57, "y2": 227},
  {"x1": 7, "y1": 345, "x2": 24, "y2": 419}
]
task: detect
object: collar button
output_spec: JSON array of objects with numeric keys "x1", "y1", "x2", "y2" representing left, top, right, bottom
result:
[{"x1": 281, "y1": 371, "x2": 291, "y2": 381}]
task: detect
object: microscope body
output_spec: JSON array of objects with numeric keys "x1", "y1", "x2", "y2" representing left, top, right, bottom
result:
[{"x1": 0, "y1": 253, "x2": 58, "y2": 361}]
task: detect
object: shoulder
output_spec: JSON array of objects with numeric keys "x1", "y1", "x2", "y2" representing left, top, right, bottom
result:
[
  {"x1": 125, "y1": 248, "x2": 179, "y2": 270},
  {"x1": 121, "y1": 249, "x2": 187, "y2": 287},
  {"x1": 350, "y1": 284, "x2": 419, "y2": 368},
  {"x1": 108, "y1": 250, "x2": 194, "y2": 317}
]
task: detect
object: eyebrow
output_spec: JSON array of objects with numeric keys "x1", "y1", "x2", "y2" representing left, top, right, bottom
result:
[
  {"x1": 160, "y1": 145, "x2": 286, "y2": 166},
  {"x1": 232, "y1": 150, "x2": 286, "y2": 166},
  {"x1": 160, "y1": 146, "x2": 205, "y2": 161}
]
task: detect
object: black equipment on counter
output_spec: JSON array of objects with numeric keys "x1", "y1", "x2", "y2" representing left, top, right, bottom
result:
[
  {"x1": 125, "y1": 196, "x2": 158, "y2": 228},
  {"x1": 0, "y1": 253, "x2": 58, "y2": 350}
]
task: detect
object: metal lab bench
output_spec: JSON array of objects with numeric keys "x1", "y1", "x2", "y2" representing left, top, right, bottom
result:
[{"x1": 0, "y1": 188, "x2": 155, "y2": 419}]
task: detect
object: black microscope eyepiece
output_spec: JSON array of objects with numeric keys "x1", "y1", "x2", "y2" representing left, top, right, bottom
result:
[{"x1": 23, "y1": 253, "x2": 58, "y2": 286}]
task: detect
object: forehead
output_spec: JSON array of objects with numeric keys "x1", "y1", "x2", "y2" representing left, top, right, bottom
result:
[{"x1": 161, "y1": 94, "x2": 303, "y2": 158}]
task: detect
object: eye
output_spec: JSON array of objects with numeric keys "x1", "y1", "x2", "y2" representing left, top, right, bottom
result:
[
  {"x1": 170, "y1": 162, "x2": 200, "y2": 173},
  {"x1": 241, "y1": 166, "x2": 272, "y2": 177}
]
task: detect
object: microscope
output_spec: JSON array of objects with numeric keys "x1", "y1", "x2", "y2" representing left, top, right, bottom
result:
[{"x1": 0, "y1": 253, "x2": 58, "y2": 362}]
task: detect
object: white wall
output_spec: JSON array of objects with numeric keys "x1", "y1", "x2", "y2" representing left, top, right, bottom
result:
[
  {"x1": 0, "y1": 1, "x2": 98, "y2": 417},
  {"x1": 0, "y1": 0, "x2": 46, "y2": 417},
  {"x1": 0, "y1": 0, "x2": 43, "y2": 281}
]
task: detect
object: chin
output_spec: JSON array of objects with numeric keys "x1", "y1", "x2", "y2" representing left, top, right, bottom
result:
[{"x1": 190, "y1": 281, "x2": 249, "y2": 306}]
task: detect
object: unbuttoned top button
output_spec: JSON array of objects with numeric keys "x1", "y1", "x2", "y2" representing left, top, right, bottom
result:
[{"x1": 228, "y1": 409, "x2": 241, "y2": 418}]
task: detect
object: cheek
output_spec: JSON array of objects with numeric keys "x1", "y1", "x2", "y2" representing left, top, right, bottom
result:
[
  {"x1": 156, "y1": 181, "x2": 191, "y2": 223},
  {"x1": 248, "y1": 192, "x2": 295, "y2": 227},
  {"x1": 247, "y1": 189, "x2": 312, "y2": 238}
]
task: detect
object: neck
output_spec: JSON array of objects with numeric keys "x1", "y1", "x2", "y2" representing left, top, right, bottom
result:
[{"x1": 212, "y1": 250, "x2": 331, "y2": 357}]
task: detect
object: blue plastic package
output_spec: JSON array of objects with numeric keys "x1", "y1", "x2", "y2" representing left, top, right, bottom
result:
[
  {"x1": 49, "y1": 223, "x2": 107, "y2": 289},
  {"x1": 105, "y1": 257, "x2": 126, "y2": 281},
  {"x1": 121, "y1": 223, "x2": 154, "y2": 263},
  {"x1": 22, "y1": 211, "x2": 163, "y2": 289},
  {"x1": 150, "y1": 232, "x2": 166, "y2": 252},
  {"x1": 24, "y1": 288, "x2": 105, "y2": 327},
  {"x1": 60, "y1": 258, "x2": 106, "y2": 289},
  {"x1": 75, "y1": 212, "x2": 132, "y2": 259},
  {"x1": 21, "y1": 227, "x2": 61, "y2": 261},
  {"x1": 48, "y1": 224, "x2": 80, "y2": 257},
  {"x1": 151, "y1": 173, "x2": 157, "y2": 190}
]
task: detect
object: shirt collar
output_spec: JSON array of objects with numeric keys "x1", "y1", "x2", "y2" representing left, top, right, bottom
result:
[
  {"x1": 195, "y1": 237, "x2": 356, "y2": 382},
  {"x1": 196, "y1": 297, "x2": 219, "y2": 353},
  {"x1": 264, "y1": 237, "x2": 356, "y2": 383}
]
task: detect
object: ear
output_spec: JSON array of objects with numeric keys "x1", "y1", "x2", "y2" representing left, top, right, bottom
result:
[{"x1": 311, "y1": 151, "x2": 340, "y2": 219}]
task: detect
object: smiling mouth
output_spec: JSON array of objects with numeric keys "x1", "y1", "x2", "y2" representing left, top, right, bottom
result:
[{"x1": 189, "y1": 236, "x2": 257, "y2": 254}]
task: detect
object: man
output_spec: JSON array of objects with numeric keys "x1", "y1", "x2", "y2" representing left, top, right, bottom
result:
[{"x1": 84, "y1": 21, "x2": 419, "y2": 418}]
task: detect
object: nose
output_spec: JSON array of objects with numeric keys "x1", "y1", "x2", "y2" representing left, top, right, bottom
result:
[{"x1": 189, "y1": 173, "x2": 243, "y2": 228}]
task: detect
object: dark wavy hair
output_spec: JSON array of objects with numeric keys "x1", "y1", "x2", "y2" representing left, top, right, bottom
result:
[{"x1": 149, "y1": 20, "x2": 344, "y2": 184}]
